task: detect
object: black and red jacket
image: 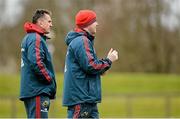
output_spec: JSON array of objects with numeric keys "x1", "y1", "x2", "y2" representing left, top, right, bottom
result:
[
  {"x1": 20, "y1": 22, "x2": 56, "y2": 100},
  {"x1": 63, "y1": 28, "x2": 112, "y2": 106}
]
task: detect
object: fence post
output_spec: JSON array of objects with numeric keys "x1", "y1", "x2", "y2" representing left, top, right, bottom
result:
[
  {"x1": 126, "y1": 95, "x2": 133, "y2": 118},
  {"x1": 165, "y1": 96, "x2": 171, "y2": 118},
  {"x1": 11, "y1": 97, "x2": 17, "y2": 118}
]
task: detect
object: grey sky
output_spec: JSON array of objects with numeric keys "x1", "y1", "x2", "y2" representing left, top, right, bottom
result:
[
  {"x1": 0, "y1": 0, "x2": 25, "y2": 27},
  {"x1": 0, "y1": 0, "x2": 180, "y2": 31},
  {"x1": 161, "y1": 0, "x2": 180, "y2": 31}
]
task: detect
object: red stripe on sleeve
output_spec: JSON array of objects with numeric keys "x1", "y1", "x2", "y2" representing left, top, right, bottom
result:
[
  {"x1": 83, "y1": 36, "x2": 109, "y2": 70},
  {"x1": 35, "y1": 34, "x2": 51, "y2": 82}
]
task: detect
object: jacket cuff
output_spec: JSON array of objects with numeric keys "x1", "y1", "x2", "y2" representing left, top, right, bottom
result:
[{"x1": 104, "y1": 58, "x2": 112, "y2": 65}]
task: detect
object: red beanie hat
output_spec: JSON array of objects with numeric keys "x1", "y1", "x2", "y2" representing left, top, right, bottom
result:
[{"x1": 75, "y1": 10, "x2": 96, "y2": 28}]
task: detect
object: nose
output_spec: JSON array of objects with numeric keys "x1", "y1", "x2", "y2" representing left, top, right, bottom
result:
[{"x1": 50, "y1": 23, "x2": 53, "y2": 27}]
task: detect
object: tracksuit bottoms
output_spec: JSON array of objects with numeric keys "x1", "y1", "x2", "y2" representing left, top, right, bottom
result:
[
  {"x1": 24, "y1": 95, "x2": 50, "y2": 118},
  {"x1": 67, "y1": 103, "x2": 99, "y2": 118}
]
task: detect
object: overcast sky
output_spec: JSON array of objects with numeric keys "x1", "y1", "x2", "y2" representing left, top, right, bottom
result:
[
  {"x1": 0, "y1": 0, "x2": 180, "y2": 31},
  {"x1": 161, "y1": 0, "x2": 180, "y2": 31},
  {"x1": 0, "y1": 0, "x2": 25, "y2": 27}
]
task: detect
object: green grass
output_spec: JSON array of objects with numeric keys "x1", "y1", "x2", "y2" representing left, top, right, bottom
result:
[
  {"x1": 0, "y1": 74, "x2": 20, "y2": 96},
  {"x1": 0, "y1": 100, "x2": 12, "y2": 117},
  {"x1": 0, "y1": 73, "x2": 180, "y2": 118},
  {"x1": 102, "y1": 73, "x2": 180, "y2": 95}
]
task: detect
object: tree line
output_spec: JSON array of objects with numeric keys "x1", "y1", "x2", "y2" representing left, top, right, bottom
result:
[{"x1": 0, "y1": 0, "x2": 180, "y2": 74}]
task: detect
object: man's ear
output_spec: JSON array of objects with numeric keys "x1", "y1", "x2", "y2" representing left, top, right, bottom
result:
[{"x1": 37, "y1": 18, "x2": 43, "y2": 26}]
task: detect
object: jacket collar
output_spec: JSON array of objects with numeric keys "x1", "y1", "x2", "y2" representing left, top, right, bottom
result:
[
  {"x1": 24, "y1": 22, "x2": 45, "y2": 34},
  {"x1": 24, "y1": 22, "x2": 51, "y2": 39},
  {"x1": 74, "y1": 27, "x2": 95, "y2": 41}
]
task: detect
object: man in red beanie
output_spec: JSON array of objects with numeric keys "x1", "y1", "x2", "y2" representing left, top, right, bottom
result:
[{"x1": 62, "y1": 9, "x2": 118, "y2": 118}]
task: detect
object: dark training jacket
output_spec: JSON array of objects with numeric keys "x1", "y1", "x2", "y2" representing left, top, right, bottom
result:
[
  {"x1": 20, "y1": 22, "x2": 56, "y2": 100},
  {"x1": 63, "y1": 28, "x2": 112, "y2": 106}
]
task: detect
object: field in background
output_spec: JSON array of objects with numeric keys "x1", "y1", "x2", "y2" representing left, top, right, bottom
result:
[{"x1": 0, "y1": 73, "x2": 180, "y2": 118}]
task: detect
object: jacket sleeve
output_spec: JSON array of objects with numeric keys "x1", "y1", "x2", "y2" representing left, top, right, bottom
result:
[
  {"x1": 73, "y1": 36, "x2": 112, "y2": 75},
  {"x1": 27, "y1": 33, "x2": 54, "y2": 83}
]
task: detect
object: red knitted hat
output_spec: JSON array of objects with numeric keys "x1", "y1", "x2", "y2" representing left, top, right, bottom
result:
[{"x1": 75, "y1": 10, "x2": 96, "y2": 28}]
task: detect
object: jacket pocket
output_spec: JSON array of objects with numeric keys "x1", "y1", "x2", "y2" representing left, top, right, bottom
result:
[
  {"x1": 88, "y1": 76, "x2": 101, "y2": 99},
  {"x1": 72, "y1": 66, "x2": 86, "y2": 79}
]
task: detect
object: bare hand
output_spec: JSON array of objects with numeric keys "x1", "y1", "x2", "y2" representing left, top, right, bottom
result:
[{"x1": 107, "y1": 48, "x2": 118, "y2": 62}]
